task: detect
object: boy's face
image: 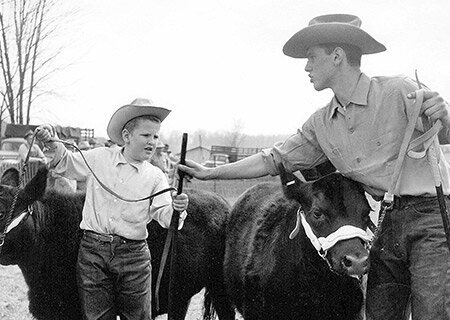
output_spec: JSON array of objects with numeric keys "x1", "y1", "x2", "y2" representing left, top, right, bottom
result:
[
  {"x1": 304, "y1": 46, "x2": 336, "y2": 91},
  {"x1": 122, "y1": 119, "x2": 161, "y2": 162}
]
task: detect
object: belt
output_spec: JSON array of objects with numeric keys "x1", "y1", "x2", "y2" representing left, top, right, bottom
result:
[
  {"x1": 83, "y1": 230, "x2": 145, "y2": 244},
  {"x1": 392, "y1": 195, "x2": 449, "y2": 210}
]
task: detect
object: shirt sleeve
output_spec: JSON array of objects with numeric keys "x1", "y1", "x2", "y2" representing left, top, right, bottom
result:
[
  {"x1": 148, "y1": 170, "x2": 187, "y2": 230},
  {"x1": 261, "y1": 114, "x2": 328, "y2": 175},
  {"x1": 48, "y1": 140, "x2": 92, "y2": 181}
]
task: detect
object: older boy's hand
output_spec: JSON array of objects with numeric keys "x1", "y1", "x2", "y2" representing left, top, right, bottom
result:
[
  {"x1": 171, "y1": 191, "x2": 189, "y2": 212},
  {"x1": 408, "y1": 90, "x2": 450, "y2": 128},
  {"x1": 178, "y1": 159, "x2": 213, "y2": 180}
]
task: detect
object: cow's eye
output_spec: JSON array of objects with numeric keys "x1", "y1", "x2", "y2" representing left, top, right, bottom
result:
[
  {"x1": 311, "y1": 209, "x2": 325, "y2": 220},
  {"x1": 0, "y1": 212, "x2": 5, "y2": 220}
]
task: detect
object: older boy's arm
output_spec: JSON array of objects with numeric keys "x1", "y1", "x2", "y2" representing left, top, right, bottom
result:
[{"x1": 179, "y1": 152, "x2": 272, "y2": 180}]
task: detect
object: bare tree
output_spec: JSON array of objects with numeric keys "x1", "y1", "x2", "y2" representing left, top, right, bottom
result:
[
  {"x1": 0, "y1": 0, "x2": 67, "y2": 126},
  {"x1": 225, "y1": 118, "x2": 246, "y2": 147}
]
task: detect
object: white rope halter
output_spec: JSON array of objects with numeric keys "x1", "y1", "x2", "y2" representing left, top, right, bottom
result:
[{"x1": 289, "y1": 206, "x2": 372, "y2": 259}]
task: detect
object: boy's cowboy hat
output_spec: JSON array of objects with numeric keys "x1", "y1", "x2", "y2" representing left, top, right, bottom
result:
[
  {"x1": 283, "y1": 14, "x2": 386, "y2": 58},
  {"x1": 107, "y1": 98, "x2": 171, "y2": 145}
]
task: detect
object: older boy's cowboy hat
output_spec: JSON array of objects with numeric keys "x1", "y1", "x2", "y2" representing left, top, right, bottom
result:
[
  {"x1": 107, "y1": 98, "x2": 171, "y2": 145},
  {"x1": 283, "y1": 14, "x2": 386, "y2": 58}
]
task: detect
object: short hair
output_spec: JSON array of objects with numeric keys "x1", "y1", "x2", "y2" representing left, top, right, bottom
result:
[
  {"x1": 318, "y1": 43, "x2": 362, "y2": 67},
  {"x1": 123, "y1": 115, "x2": 161, "y2": 134}
]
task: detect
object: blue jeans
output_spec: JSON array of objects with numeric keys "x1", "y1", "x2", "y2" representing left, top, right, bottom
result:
[
  {"x1": 366, "y1": 196, "x2": 450, "y2": 320},
  {"x1": 77, "y1": 231, "x2": 152, "y2": 320}
]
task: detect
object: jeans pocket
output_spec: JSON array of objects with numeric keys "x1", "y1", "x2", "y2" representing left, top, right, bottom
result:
[{"x1": 411, "y1": 200, "x2": 439, "y2": 215}]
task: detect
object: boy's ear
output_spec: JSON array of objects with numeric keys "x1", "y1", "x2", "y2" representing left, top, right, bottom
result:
[{"x1": 122, "y1": 128, "x2": 130, "y2": 144}]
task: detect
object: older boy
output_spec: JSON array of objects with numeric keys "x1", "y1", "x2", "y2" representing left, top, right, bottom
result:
[{"x1": 180, "y1": 14, "x2": 450, "y2": 320}]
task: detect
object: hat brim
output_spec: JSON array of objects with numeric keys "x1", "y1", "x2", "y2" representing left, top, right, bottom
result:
[
  {"x1": 283, "y1": 23, "x2": 386, "y2": 58},
  {"x1": 107, "y1": 104, "x2": 171, "y2": 146}
]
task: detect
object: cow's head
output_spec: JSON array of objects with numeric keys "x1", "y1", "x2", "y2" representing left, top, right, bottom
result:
[
  {"x1": 0, "y1": 166, "x2": 48, "y2": 265},
  {"x1": 280, "y1": 166, "x2": 372, "y2": 278}
]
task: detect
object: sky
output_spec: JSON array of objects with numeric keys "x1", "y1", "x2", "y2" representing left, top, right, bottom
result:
[{"x1": 31, "y1": 0, "x2": 450, "y2": 141}]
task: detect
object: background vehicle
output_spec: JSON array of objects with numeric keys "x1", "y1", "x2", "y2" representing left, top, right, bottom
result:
[
  {"x1": 0, "y1": 137, "x2": 41, "y2": 187},
  {"x1": 202, "y1": 153, "x2": 230, "y2": 168}
]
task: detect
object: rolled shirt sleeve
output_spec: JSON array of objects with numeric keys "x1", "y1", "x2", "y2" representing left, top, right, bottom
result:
[{"x1": 261, "y1": 120, "x2": 329, "y2": 175}]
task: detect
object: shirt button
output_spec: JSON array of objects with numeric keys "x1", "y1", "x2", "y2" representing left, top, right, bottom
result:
[
  {"x1": 356, "y1": 157, "x2": 362, "y2": 163},
  {"x1": 349, "y1": 128, "x2": 354, "y2": 133},
  {"x1": 377, "y1": 141, "x2": 381, "y2": 146}
]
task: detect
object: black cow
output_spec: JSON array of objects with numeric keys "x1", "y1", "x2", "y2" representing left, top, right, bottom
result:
[
  {"x1": 224, "y1": 167, "x2": 372, "y2": 320},
  {"x1": 0, "y1": 167, "x2": 235, "y2": 320}
]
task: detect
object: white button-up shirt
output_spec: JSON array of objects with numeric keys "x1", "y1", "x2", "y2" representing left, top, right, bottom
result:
[{"x1": 49, "y1": 144, "x2": 185, "y2": 240}]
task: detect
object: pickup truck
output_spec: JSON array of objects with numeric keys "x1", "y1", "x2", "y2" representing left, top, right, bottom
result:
[
  {"x1": 202, "y1": 153, "x2": 230, "y2": 168},
  {"x1": 0, "y1": 137, "x2": 42, "y2": 187}
]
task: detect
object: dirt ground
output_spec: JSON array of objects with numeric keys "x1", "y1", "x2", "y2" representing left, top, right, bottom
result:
[{"x1": 0, "y1": 264, "x2": 237, "y2": 320}]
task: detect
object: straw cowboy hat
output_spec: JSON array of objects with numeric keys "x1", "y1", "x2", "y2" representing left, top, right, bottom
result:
[
  {"x1": 107, "y1": 98, "x2": 171, "y2": 145},
  {"x1": 283, "y1": 14, "x2": 386, "y2": 58}
]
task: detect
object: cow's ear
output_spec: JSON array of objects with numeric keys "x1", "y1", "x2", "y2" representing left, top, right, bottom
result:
[
  {"x1": 278, "y1": 163, "x2": 304, "y2": 201},
  {"x1": 19, "y1": 165, "x2": 48, "y2": 203}
]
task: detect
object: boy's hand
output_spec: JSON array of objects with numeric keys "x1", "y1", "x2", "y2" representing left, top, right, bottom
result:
[
  {"x1": 35, "y1": 124, "x2": 55, "y2": 143},
  {"x1": 171, "y1": 191, "x2": 189, "y2": 212}
]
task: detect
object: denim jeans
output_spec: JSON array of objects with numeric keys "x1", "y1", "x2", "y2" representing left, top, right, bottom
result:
[
  {"x1": 366, "y1": 196, "x2": 450, "y2": 320},
  {"x1": 77, "y1": 231, "x2": 152, "y2": 320}
]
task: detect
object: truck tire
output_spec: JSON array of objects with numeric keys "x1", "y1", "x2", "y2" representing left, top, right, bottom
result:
[{"x1": 1, "y1": 169, "x2": 20, "y2": 187}]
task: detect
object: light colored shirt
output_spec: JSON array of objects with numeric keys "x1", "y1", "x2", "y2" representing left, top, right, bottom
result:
[
  {"x1": 262, "y1": 73, "x2": 450, "y2": 197},
  {"x1": 49, "y1": 143, "x2": 185, "y2": 240}
]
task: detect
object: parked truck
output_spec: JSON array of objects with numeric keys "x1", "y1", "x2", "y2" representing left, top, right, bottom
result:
[
  {"x1": 0, "y1": 123, "x2": 94, "y2": 187},
  {"x1": 202, "y1": 145, "x2": 264, "y2": 167}
]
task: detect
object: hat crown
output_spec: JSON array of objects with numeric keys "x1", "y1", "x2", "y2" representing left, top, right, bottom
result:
[
  {"x1": 129, "y1": 98, "x2": 155, "y2": 107},
  {"x1": 309, "y1": 14, "x2": 361, "y2": 28}
]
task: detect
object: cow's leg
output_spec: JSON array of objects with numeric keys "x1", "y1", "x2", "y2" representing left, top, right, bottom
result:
[{"x1": 204, "y1": 284, "x2": 235, "y2": 320}]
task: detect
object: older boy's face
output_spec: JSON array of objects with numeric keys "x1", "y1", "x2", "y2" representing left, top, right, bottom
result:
[
  {"x1": 304, "y1": 46, "x2": 336, "y2": 91},
  {"x1": 123, "y1": 119, "x2": 161, "y2": 162}
]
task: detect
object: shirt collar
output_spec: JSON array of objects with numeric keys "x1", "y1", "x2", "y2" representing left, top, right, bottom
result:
[
  {"x1": 328, "y1": 73, "x2": 371, "y2": 120},
  {"x1": 112, "y1": 147, "x2": 145, "y2": 172}
]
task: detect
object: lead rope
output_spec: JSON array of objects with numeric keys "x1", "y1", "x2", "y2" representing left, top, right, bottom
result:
[
  {"x1": 50, "y1": 137, "x2": 175, "y2": 203},
  {"x1": 372, "y1": 81, "x2": 441, "y2": 243},
  {"x1": 0, "y1": 133, "x2": 39, "y2": 251}
]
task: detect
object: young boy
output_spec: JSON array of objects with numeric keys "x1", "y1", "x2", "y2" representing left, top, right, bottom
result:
[{"x1": 36, "y1": 97, "x2": 189, "y2": 320}]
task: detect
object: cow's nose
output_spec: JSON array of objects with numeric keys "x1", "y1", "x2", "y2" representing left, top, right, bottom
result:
[{"x1": 341, "y1": 255, "x2": 370, "y2": 276}]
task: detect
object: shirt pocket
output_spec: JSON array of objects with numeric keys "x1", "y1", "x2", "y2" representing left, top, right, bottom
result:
[
  {"x1": 364, "y1": 131, "x2": 399, "y2": 157},
  {"x1": 327, "y1": 147, "x2": 353, "y2": 175},
  {"x1": 361, "y1": 131, "x2": 400, "y2": 176}
]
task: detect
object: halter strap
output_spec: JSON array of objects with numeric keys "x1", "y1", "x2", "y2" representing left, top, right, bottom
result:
[
  {"x1": 290, "y1": 206, "x2": 371, "y2": 259},
  {"x1": 5, "y1": 205, "x2": 33, "y2": 234}
]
